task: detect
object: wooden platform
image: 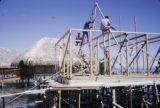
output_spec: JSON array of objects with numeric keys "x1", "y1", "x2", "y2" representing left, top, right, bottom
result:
[{"x1": 50, "y1": 73, "x2": 160, "y2": 90}]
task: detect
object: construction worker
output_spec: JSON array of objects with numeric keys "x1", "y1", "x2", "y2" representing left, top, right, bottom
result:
[
  {"x1": 101, "y1": 16, "x2": 116, "y2": 34},
  {"x1": 75, "y1": 33, "x2": 82, "y2": 46},
  {"x1": 82, "y1": 21, "x2": 94, "y2": 42},
  {"x1": 101, "y1": 16, "x2": 111, "y2": 34}
]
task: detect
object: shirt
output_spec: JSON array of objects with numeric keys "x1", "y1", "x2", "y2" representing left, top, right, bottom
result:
[
  {"x1": 101, "y1": 18, "x2": 110, "y2": 30},
  {"x1": 83, "y1": 22, "x2": 91, "y2": 29}
]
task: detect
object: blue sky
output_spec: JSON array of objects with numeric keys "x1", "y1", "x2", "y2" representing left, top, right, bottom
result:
[{"x1": 0, "y1": 0, "x2": 160, "y2": 52}]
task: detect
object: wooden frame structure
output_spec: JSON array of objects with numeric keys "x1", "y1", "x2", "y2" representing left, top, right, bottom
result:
[
  {"x1": 54, "y1": 1, "x2": 160, "y2": 81},
  {"x1": 55, "y1": 28, "x2": 160, "y2": 80}
]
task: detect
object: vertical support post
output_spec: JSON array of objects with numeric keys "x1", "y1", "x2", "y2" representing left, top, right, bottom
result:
[
  {"x1": 1, "y1": 97, "x2": 5, "y2": 108},
  {"x1": 119, "y1": 16, "x2": 123, "y2": 74},
  {"x1": 67, "y1": 32, "x2": 70, "y2": 78},
  {"x1": 90, "y1": 30, "x2": 93, "y2": 77},
  {"x1": 64, "y1": 56, "x2": 66, "y2": 77},
  {"x1": 130, "y1": 85, "x2": 132, "y2": 108},
  {"x1": 78, "y1": 90, "x2": 81, "y2": 108},
  {"x1": 141, "y1": 86, "x2": 144, "y2": 108},
  {"x1": 1, "y1": 82, "x2": 4, "y2": 88},
  {"x1": 142, "y1": 49, "x2": 145, "y2": 72},
  {"x1": 112, "y1": 89, "x2": 116, "y2": 108},
  {"x1": 59, "y1": 46, "x2": 61, "y2": 72},
  {"x1": 58, "y1": 90, "x2": 61, "y2": 108},
  {"x1": 1, "y1": 69, "x2": 4, "y2": 88},
  {"x1": 154, "y1": 81, "x2": 159, "y2": 105},
  {"x1": 145, "y1": 34, "x2": 149, "y2": 76},
  {"x1": 67, "y1": 57, "x2": 69, "y2": 78},
  {"x1": 125, "y1": 34, "x2": 129, "y2": 76},
  {"x1": 134, "y1": 17, "x2": 139, "y2": 73},
  {"x1": 67, "y1": 35, "x2": 69, "y2": 78},
  {"x1": 63, "y1": 39, "x2": 66, "y2": 77},
  {"x1": 55, "y1": 46, "x2": 57, "y2": 72},
  {"x1": 103, "y1": 34, "x2": 107, "y2": 75},
  {"x1": 69, "y1": 30, "x2": 72, "y2": 78},
  {"x1": 97, "y1": 38, "x2": 100, "y2": 74},
  {"x1": 108, "y1": 33, "x2": 112, "y2": 76},
  {"x1": 147, "y1": 85, "x2": 150, "y2": 99}
]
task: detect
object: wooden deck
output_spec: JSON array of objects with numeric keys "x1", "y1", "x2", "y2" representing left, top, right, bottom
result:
[{"x1": 50, "y1": 73, "x2": 160, "y2": 90}]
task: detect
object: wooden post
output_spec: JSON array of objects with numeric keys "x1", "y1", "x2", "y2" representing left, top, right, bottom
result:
[
  {"x1": 108, "y1": 33, "x2": 112, "y2": 76},
  {"x1": 142, "y1": 49, "x2": 145, "y2": 72},
  {"x1": 90, "y1": 30, "x2": 93, "y2": 77},
  {"x1": 55, "y1": 47, "x2": 57, "y2": 72},
  {"x1": 67, "y1": 54, "x2": 69, "y2": 78},
  {"x1": 58, "y1": 90, "x2": 61, "y2": 108},
  {"x1": 97, "y1": 38, "x2": 100, "y2": 74},
  {"x1": 1, "y1": 97, "x2": 5, "y2": 108},
  {"x1": 112, "y1": 89, "x2": 116, "y2": 108},
  {"x1": 125, "y1": 34, "x2": 129, "y2": 76},
  {"x1": 154, "y1": 81, "x2": 159, "y2": 106},
  {"x1": 145, "y1": 34, "x2": 149, "y2": 76},
  {"x1": 134, "y1": 17, "x2": 139, "y2": 73},
  {"x1": 16, "y1": 80, "x2": 18, "y2": 88},
  {"x1": 66, "y1": 38, "x2": 69, "y2": 77},
  {"x1": 1, "y1": 69, "x2": 4, "y2": 88},
  {"x1": 63, "y1": 38, "x2": 66, "y2": 77},
  {"x1": 69, "y1": 31, "x2": 72, "y2": 78},
  {"x1": 78, "y1": 90, "x2": 81, "y2": 108},
  {"x1": 103, "y1": 34, "x2": 107, "y2": 75},
  {"x1": 130, "y1": 85, "x2": 132, "y2": 108},
  {"x1": 140, "y1": 86, "x2": 144, "y2": 108},
  {"x1": 119, "y1": 16, "x2": 123, "y2": 74}
]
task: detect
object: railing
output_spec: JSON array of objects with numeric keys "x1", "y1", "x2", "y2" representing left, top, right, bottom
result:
[{"x1": 0, "y1": 68, "x2": 21, "y2": 82}]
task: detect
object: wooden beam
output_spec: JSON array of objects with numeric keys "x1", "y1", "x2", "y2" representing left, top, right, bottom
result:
[
  {"x1": 60, "y1": 34, "x2": 71, "y2": 72},
  {"x1": 128, "y1": 43, "x2": 145, "y2": 68},
  {"x1": 112, "y1": 36, "x2": 127, "y2": 70},
  {"x1": 55, "y1": 30, "x2": 70, "y2": 46}
]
